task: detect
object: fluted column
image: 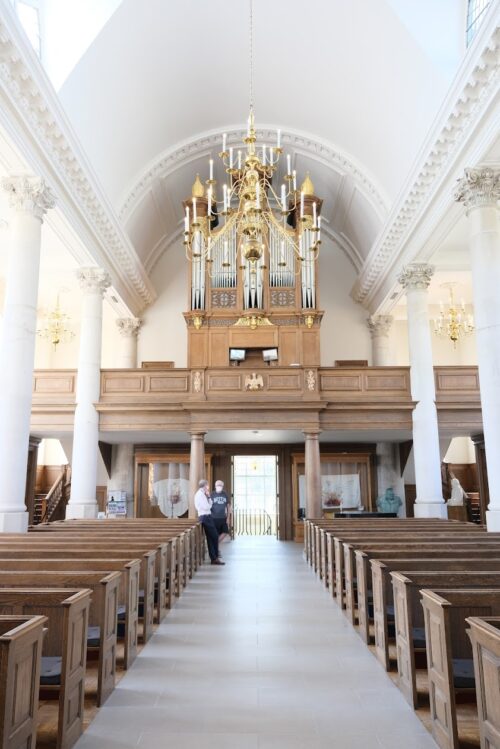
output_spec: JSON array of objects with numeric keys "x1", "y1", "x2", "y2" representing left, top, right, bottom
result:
[
  {"x1": 367, "y1": 315, "x2": 393, "y2": 366},
  {"x1": 304, "y1": 431, "x2": 322, "y2": 518},
  {"x1": 455, "y1": 167, "x2": 500, "y2": 531},
  {"x1": 0, "y1": 176, "x2": 55, "y2": 532},
  {"x1": 398, "y1": 263, "x2": 446, "y2": 518},
  {"x1": 188, "y1": 432, "x2": 206, "y2": 518},
  {"x1": 66, "y1": 268, "x2": 111, "y2": 519},
  {"x1": 116, "y1": 317, "x2": 142, "y2": 368}
]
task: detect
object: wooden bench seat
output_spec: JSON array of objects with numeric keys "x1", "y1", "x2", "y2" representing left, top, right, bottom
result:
[
  {"x1": 421, "y1": 589, "x2": 500, "y2": 749},
  {"x1": 466, "y1": 615, "x2": 500, "y2": 749},
  {"x1": 0, "y1": 571, "x2": 120, "y2": 707},
  {"x1": 0, "y1": 589, "x2": 91, "y2": 749},
  {"x1": 0, "y1": 614, "x2": 47, "y2": 749},
  {"x1": 333, "y1": 533, "x2": 497, "y2": 608},
  {"x1": 390, "y1": 571, "x2": 500, "y2": 709},
  {"x1": 354, "y1": 545, "x2": 500, "y2": 643}
]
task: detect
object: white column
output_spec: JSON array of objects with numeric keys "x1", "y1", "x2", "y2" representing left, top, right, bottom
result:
[
  {"x1": 115, "y1": 317, "x2": 141, "y2": 368},
  {"x1": 0, "y1": 176, "x2": 55, "y2": 532},
  {"x1": 367, "y1": 315, "x2": 393, "y2": 366},
  {"x1": 66, "y1": 268, "x2": 111, "y2": 519},
  {"x1": 398, "y1": 263, "x2": 447, "y2": 518},
  {"x1": 188, "y1": 432, "x2": 206, "y2": 518},
  {"x1": 455, "y1": 167, "x2": 500, "y2": 531},
  {"x1": 304, "y1": 431, "x2": 322, "y2": 518}
]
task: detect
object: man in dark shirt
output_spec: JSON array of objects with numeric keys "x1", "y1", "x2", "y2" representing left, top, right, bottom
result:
[{"x1": 210, "y1": 480, "x2": 231, "y2": 542}]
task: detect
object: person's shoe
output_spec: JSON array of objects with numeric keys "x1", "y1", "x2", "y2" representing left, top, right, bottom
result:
[{"x1": 211, "y1": 559, "x2": 225, "y2": 566}]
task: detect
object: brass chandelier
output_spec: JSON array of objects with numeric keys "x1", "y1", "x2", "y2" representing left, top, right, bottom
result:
[
  {"x1": 433, "y1": 283, "x2": 474, "y2": 348},
  {"x1": 183, "y1": 1, "x2": 322, "y2": 276},
  {"x1": 37, "y1": 294, "x2": 75, "y2": 350}
]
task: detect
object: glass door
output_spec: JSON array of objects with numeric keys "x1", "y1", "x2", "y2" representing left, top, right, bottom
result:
[{"x1": 232, "y1": 455, "x2": 278, "y2": 536}]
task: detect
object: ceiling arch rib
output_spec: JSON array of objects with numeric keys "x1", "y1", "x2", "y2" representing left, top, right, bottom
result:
[{"x1": 121, "y1": 126, "x2": 389, "y2": 280}]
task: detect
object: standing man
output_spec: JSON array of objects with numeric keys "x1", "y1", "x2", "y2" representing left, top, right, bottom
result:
[
  {"x1": 211, "y1": 479, "x2": 231, "y2": 543},
  {"x1": 194, "y1": 479, "x2": 225, "y2": 566}
]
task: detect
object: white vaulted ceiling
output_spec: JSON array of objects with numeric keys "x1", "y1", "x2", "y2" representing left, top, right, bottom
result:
[{"x1": 55, "y1": 0, "x2": 460, "y2": 281}]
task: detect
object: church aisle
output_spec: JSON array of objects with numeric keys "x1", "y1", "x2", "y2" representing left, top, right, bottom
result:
[{"x1": 74, "y1": 538, "x2": 437, "y2": 749}]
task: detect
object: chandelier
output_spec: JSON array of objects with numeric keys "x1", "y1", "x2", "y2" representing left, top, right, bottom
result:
[
  {"x1": 433, "y1": 283, "x2": 474, "y2": 348},
  {"x1": 183, "y1": 2, "x2": 322, "y2": 284},
  {"x1": 37, "y1": 294, "x2": 75, "y2": 350}
]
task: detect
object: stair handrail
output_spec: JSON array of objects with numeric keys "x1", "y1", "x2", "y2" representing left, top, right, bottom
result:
[{"x1": 40, "y1": 464, "x2": 69, "y2": 523}]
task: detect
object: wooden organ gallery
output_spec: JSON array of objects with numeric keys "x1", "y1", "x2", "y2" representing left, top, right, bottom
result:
[{"x1": 182, "y1": 110, "x2": 324, "y2": 369}]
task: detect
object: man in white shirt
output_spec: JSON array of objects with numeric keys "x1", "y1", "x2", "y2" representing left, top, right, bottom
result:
[{"x1": 194, "y1": 479, "x2": 225, "y2": 565}]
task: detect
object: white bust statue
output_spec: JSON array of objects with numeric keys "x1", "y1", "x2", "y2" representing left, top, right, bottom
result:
[{"x1": 448, "y1": 477, "x2": 466, "y2": 506}]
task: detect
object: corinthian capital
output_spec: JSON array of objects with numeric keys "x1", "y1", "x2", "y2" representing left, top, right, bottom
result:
[
  {"x1": 367, "y1": 315, "x2": 393, "y2": 338},
  {"x1": 2, "y1": 175, "x2": 56, "y2": 220},
  {"x1": 398, "y1": 263, "x2": 434, "y2": 291},
  {"x1": 455, "y1": 167, "x2": 500, "y2": 213},
  {"x1": 116, "y1": 317, "x2": 142, "y2": 337},
  {"x1": 76, "y1": 267, "x2": 111, "y2": 296}
]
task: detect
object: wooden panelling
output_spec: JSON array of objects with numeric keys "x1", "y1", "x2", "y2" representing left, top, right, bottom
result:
[
  {"x1": 435, "y1": 366, "x2": 481, "y2": 402},
  {"x1": 280, "y1": 330, "x2": 299, "y2": 365},
  {"x1": 229, "y1": 330, "x2": 278, "y2": 348},
  {"x1": 267, "y1": 374, "x2": 302, "y2": 391},
  {"x1": 320, "y1": 374, "x2": 363, "y2": 391},
  {"x1": 149, "y1": 376, "x2": 189, "y2": 392},
  {"x1": 207, "y1": 373, "x2": 243, "y2": 391},
  {"x1": 103, "y1": 376, "x2": 145, "y2": 393},
  {"x1": 33, "y1": 372, "x2": 75, "y2": 394},
  {"x1": 209, "y1": 331, "x2": 229, "y2": 367},
  {"x1": 302, "y1": 330, "x2": 319, "y2": 365}
]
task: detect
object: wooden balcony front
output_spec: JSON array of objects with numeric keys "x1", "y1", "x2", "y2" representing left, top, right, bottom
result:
[{"x1": 30, "y1": 366, "x2": 482, "y2": 434}]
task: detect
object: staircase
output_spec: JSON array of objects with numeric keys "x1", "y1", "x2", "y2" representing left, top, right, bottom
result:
[
  {"x1": 466, "y1": 492, "x2": 482, "y2": 524},
  {"x1": 32, "y1": 466, "x2": 71, "y2": 525}
]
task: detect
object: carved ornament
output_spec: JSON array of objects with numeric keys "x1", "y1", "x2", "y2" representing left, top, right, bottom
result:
[
  {"x1": 234, "y1": 315, "x2": 274, "y2": 331},
  {"x1": 455, "y1": 167, "x2": 500, "y2": 213},
  {"x1": 2, "y1": 175, "x2": 56, "y2": 220},
  {"x1": 398, "y1": 263, "x2": 434, "y2": 291},
  {"x1": 116, "y1": 317, "x2": 142, "y2": 337},
  {"x1": 76, "y1": 267, "x2": 112, "y2": 296},
  {"x1": 245, "y1": 373, "x2": 264, "y2": 391},
  {"x1": 367, "y1": 315, "x2": 393, "y2": 338}
]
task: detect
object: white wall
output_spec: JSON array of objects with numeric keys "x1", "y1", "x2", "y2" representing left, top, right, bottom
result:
[
  {"x1": 391, "y1": 314, "x2": 478, "y2": 367},
  {"x1": 138, "y1": 242, "x2": 190, "y2": 368},
  {"x1": 319, "y1": 242, "x2": 371, "y2": 366}
]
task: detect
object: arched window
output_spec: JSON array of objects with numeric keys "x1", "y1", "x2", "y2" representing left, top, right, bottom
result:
[{"x1": 466, "y1": 0, "x2": 492, "y2": 46}]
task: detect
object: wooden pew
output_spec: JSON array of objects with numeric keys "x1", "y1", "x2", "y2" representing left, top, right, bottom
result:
[
  {"x1": 334, "y1": 531, "x2": 495, "y2": 609},
  {"x1": 355, "y1": 544, "x2": 500, "y2": 643},
  {"x1": 0, "y1": 557, "x2": 149, "y2": 652},
  {"x1": 0, "y1": 614, "x2": 47, "y2": 749},
  {"x1": 0, "y1": 589, "x2": 91, "y2": 749},
  {"x1": 27, "y1": 529, "x2": 183, "y2": 613},
  {"x1": 466, "y1": 615, "x2": 500, "y2": 749},
  {"x1": 372, "y1": 563, "x2": 500, "y2": 674},
  {"x1": 0, "y1": 571, "x2": 120, "y2": 708},
  {"x1": 422, "y1": 589, "x2": 500, "y2": 749},
  {"x1": 391, "y1": 571, "x2": 500, "y2": 709}
]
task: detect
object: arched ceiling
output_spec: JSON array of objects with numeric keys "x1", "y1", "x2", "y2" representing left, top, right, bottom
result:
[{"x1": 56, "y1": 0, "x2": 455, "y2": 278}]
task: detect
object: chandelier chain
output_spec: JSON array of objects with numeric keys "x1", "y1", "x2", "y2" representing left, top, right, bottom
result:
[{"x1": 249, "y1": 0, "x2": 254, "y2": 111}]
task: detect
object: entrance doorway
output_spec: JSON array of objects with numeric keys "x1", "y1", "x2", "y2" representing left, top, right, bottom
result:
[{"x1": 232, "y1": 455, "x2": 278, "y2": 536}]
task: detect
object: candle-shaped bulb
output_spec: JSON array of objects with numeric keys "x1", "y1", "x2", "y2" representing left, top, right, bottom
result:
[
  {"x1": 300, "y1": 191, "x2": 305, "y2": 218},
  {"x1": 262, "y1": 144, "x2": 266, "y2": 165},
  {"x1": 207, "y1": 187, "x2": 212, "y2": 217},
  {"x1": 192, "y1": 197, "x2": 197, "y2": 223},
  {"x1": 277, "y1": 128, "x2": 281, "y2": 149},
  {"x1": 313, "y1": 201, "x2": 317, "y2": 227},
  {"x1": 223, "y1": 184, "x2": 228, "y2": 211},
  {"x1": 287, "y1": 154, "x2": 291, "y2": 175},
  {"x1": 292, "y1": 170, "x2": 297, "y2": 191},
  {"x1": 209, "y1": 158, "x2": 214, "y2": 181},
  {"x1": 281, "y1": 184, "x2": 286, "y2": 212},
  {"x1": 229, "y1": 147, "x2": 233, "y2": 168},
  {"x1": 185, "y1": 206, "x2": 190, "y2": 228},
  {"x1": 222, "y1": 133, "x2": 227, "y2": 153},
  {"x1": 238, "y1": 150, "x2": 242, "y2": 170}
]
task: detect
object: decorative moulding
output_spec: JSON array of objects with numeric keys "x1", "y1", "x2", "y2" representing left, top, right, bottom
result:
[
  {"x1": 118, "y1": 125, "x2": 390, "y2": 227},
  {"x1": 352, "y1": 7, "x2": 500, "y2": 308},
  {"x1": 0, "y1": 4, "x2": 156, "y2": 314}
]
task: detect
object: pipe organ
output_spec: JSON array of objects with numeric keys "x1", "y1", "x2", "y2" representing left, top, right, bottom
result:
[{"x1": 182, "y1": 114, "x2": 324, "y2": 369}]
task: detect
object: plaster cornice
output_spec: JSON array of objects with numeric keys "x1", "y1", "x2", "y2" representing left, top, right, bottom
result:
[
  {"x1": 351, "y1": 4, "x2": 500, "y2": 308},
  {"x1": 0, "y1": 1, "x2": 156, "y2": 314},
  {"x1": 118, "y1": 126, "x2": 390, "y2": 227}
]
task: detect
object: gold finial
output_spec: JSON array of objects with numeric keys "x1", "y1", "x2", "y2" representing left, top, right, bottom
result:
[
  {"x1": 300, "y1": 172, "x2": 315, "y2": 195},
  {"x1": 191, "y1": 174, "x2": 205, "y2": 198}
]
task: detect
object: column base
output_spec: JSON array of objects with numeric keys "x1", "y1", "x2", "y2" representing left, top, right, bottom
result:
[
  {"x1": 65, "y1": 503, "x2": 98, "y2": 520},
  {"x1": 0, "y1": 510, "x2": 29, "y2": 533},
  {"x1": 414, "y1": 502, "x2": 448, "y2": 519},
  {"x1": 486, "y1": 510, "x2": 500, "y2": 532}
]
